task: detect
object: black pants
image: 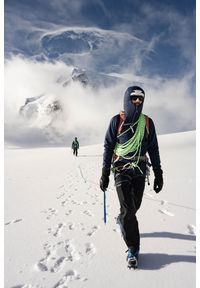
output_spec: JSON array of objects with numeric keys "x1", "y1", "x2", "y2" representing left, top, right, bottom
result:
[
  {"x1": 73, "y1": 147, "x2": 78, "y2": 156},
  {"x1": 115, "y1": 170, "x2": 145, "y2": 251}
]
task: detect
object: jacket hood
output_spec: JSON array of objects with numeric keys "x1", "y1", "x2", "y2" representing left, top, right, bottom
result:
[{"x1": 123, "y1": 86, "x2": 145, "y2": 124}]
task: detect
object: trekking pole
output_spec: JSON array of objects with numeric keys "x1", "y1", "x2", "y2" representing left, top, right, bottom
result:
[{"x1": 103, "y1": 190, "x2": 107, "y2": 224}]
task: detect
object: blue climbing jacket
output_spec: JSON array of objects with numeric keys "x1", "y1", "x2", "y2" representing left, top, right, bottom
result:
[{"x1": 102, "y1": 86, "x2": 161, "y2": 175}]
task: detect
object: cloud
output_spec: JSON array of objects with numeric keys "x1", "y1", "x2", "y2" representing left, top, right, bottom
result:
[
  {"x1": 4, "y1": 1, "x2": 195, "y2": 147},
  {"x1": 4, "y1": 56, "x2": 124, "y2": 146},
  {"x1": 4, "y1": 56, "x2": 195, "y2": 147},
  {"x1": 113, "y1": 2, "x2": 195, "y2": 76},
  {"x1": 143, "y1": 72, "x2": 196, "y2": 134},
  {"x1": 5, "y1": 25, "x2": 148, "y2": 74},
  {"x1": 49, "y1": 0, "x2": 83, "y2": 13},
  {"x1": 140, "y1": 3, "x2": 195, "y2": 67}
]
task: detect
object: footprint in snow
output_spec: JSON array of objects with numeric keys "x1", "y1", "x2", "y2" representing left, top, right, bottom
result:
[
  {"x1": 158, "y1": 209, "x2": 175, "y2": 217},
  {"x1": 36, "y1": 261, "x2": 49, "y2": 272},
  {"x1": 85, "y1": 242, "x2": 96, "y2": 257},
  {"x1": 71, "y1": 200, "x2": 82, "y2": 206},
  {"x1": 61, "y1": 199, "x2": 68, "y2": 207},
  {"x1": 65, "y1": 240, "x2": 81, "y2": 262},
  {"x1": 83, "y1": 210, "x2": 94, "y2": 217},
  {"x1": 67, "y1": 222, "x2": 76, "y2": 230},
  {"x1": 13, "y1": 219, "x2": 23, "y2": 223},
  {"x1": 47, "y1": 223, "x2": 65, "y2": 237},
  {"x1": 41, "y1": 208, "x2": 58, "y2": 219},
  {"x1": 78, "y1": 223, "x2": 86, "y2": 231},
  {"x1": 36, "y1": 240, "x2": 80, "y2": 273},
  {"x1": 10, "y1": 284, "x2": 37, "y2": 288},
  {"x1": 65, "y1": 209, "x2": 73, "y2": 216},
  {"x1": 53, "y1": 270, "x2": 87, "y2": 288},
  {"x1": 87, "y1": 225, "x2": 100, "y2": 236},
  {"x1": 56, "y1": 192, "x2": 65, "y2": 199},
  {"x1": 36, "y1": 247, "x2": 55, "y2": 272},
  {"x1": 36, "y1": 255, "x2": 67, "y2": 273},
  {"x1": 5, "y1": 218, "x2": 22, "y2": 225},
  {"x1": 50, "y1": 257, "x2": 66, "y2": 273}
]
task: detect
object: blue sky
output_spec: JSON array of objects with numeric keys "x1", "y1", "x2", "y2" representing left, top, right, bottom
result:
[
  {"x1": 4, "y1": 0, "x2": 196, "y2": 146},
  {"x1": 5, "y1": 0, "x2": 195, "y2": 78}
]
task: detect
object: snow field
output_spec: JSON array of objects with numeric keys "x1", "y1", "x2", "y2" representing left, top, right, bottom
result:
[{"x1": 5, "y1": 132, "x2": 196, "y2": 288}]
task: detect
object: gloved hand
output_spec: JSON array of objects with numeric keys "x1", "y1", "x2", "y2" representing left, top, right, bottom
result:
[
  {"x1": 100, "y1": 167, "x2": 110, "y2": 192},
  {"x1": 153, "y1": 168, "x2": 163, "y2": 193}
]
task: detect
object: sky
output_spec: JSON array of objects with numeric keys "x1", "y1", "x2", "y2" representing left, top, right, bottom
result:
[
  {"x1": 5, "y1": 0, "x2": 195, "y2": 77},
  {"x1": 4, "y1": 0, "x2": 196, "y2": 146}
]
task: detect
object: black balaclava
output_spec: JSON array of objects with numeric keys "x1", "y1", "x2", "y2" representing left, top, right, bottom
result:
[{"x1": 123, "y1": 86, "x2": 145, "y2": 124}]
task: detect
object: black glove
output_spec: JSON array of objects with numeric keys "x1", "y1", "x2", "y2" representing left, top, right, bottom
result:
[
  {"x1": 153, "y1": 168, "x2": 163, "y2": 193},
  {"x1": 100, "y1": 167, "x2": 110, "y2": 192}
]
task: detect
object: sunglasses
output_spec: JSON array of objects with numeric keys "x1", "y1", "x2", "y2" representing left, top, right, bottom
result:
[{"x1": 131, "y1": 96, "x2": 144, "y2": 101}]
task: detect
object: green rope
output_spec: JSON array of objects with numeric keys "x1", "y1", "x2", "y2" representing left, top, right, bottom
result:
[
  {"x1": 117, "y1": 116, "x2": 140, "y2": 138},
  {"x1": 114, "y1": 113, "x2": 146, "y2": 171}
]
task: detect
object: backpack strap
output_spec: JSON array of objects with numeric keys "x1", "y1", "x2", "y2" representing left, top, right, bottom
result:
[
  {"x1": 117, "y1": 112, "x2": 150, "y2": 136},
  {"x1": 117, "y1": 111, "x2": 125, "y2": 135}
]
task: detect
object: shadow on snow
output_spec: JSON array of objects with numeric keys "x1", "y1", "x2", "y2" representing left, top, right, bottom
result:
[
  {"x1": 141, "y1": 231, "x2": 196, "y2": 241},
  {"x1": 139, "y1": 253, "x2": 195, "y2": 270},
  {"x1": 139, "y1": 231, "x2": 195, "y2": 270}
]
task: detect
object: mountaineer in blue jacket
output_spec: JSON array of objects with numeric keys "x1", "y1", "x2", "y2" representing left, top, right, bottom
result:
[
  {"x1": 72, "y1": 137, "x2": 79, "y2": 156},
  {"x1": 100, "y1": 86, "x2": 163, "y2": 269}
]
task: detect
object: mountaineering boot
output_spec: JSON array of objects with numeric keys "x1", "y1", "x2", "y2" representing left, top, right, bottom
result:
[{"x1": 127, "y1": 247, "x2": 139, "y2": 269}]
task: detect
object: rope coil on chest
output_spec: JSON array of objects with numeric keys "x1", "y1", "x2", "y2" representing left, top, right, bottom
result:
[{"x1": 113, "y1": 113, "x2": 146, "y2": 172}]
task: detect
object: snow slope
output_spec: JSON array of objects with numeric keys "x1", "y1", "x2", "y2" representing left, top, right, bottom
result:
[{"x1": 4, "y1": 131, "x2": 196, "y2": 288}]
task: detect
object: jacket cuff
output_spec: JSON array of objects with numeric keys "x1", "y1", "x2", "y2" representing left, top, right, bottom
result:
[
  {"x1": 153, "y1": 168, "x2": 163, "y2": 177},
  {"x1": 102, "y1": 167, "x2": 110, "y2": 177}
]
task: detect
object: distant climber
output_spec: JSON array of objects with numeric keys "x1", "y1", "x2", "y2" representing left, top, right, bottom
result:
[{"x1": 72, "y1": 137, "x2": 79, "y2": 156}]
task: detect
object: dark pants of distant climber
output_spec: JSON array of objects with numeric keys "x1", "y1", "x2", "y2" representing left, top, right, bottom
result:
[
  {"x1": 73, "y1": 147, "x2": 78, "y2": 156},
  {"x1": 115, "y1": 170, "x2": 145, "y2": 251}
]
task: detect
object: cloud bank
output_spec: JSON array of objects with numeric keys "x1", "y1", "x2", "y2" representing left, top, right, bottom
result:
[{"x1": 4, "y1": 56, "x2": 195, "y2": 147}]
